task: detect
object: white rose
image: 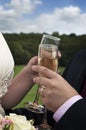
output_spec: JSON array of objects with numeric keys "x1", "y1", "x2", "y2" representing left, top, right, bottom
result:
[{"x1": 5, "y1": 113, "x2": 36, "y2": 130}]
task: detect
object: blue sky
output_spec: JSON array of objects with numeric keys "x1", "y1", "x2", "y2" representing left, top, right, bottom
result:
[{"x1": 0, "y1": 0, "x2": 86, "y2": 35}]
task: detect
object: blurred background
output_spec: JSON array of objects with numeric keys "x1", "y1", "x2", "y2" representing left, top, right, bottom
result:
[{"x1": 0, "y1": 0, "x2": 86, "y2": 66}]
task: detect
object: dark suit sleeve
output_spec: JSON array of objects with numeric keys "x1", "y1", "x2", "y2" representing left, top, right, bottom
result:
[
  {"x1": 62, "y1": 50, "x2": 86, "y2": 93},
  {"x1": 49, "y1": 50, "x2": 86, "y2": 129},
  {"x1": 53, "y1": 98, "x2": 86, "y2": 130}
]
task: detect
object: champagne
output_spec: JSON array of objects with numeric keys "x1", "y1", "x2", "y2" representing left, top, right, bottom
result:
[
  {"x1": 38, "y1": 57, "x2": 58, "y2": 72},
  {"x1": 38, "y1": 44, "x2": 58, "y2": 72}
]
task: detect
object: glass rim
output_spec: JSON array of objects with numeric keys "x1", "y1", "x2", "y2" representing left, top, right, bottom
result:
[
  {"x1": 40, "y1": 34, "x2": 60, "y2": 45},
  {"x1": 44, "y1": 34, "x2": 60, "y2": 40}
]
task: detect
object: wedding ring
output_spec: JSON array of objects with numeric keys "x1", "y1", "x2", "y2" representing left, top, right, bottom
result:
[
  {"x1": 41, "y1": 86, "x2": 46, "y2": 89},
  {"x1": 39, "y1": 86, "x2": 46, "y2": 96}
]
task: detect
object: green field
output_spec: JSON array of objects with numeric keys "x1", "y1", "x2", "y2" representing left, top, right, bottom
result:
[{"x1": 14, "y1": 66, "x2": 64, "y2": 108}]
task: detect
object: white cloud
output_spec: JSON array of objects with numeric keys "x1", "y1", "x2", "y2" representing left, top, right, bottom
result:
[
  {"x1": 35, "y1": 6, "x2": 86, "y2": 34},
  {"x1": 25, "y1": 5, "x2": 86, "y2": 35},
  {"x1": 0, "y1": 1, "x2": 86, "y2": 35},
  {"x1": 6, "y1": 0, "x2": 42, "y2": 15},
  {"x1": 0, "y1": 0, "x2": 42, "y2": 32}
]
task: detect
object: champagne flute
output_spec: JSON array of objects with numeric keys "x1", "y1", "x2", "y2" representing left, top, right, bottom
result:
[
  {"x1": 24, "y1": 34, "x2": 60, "y2": 128},
  {"x1": 37, "y1": 34, "x2": 60, "y2": 129}
]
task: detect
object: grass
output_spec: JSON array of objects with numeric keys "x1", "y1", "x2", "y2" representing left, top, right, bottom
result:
[{"x1": 14, "y1": 65, "x2": 64, "y2": 108}]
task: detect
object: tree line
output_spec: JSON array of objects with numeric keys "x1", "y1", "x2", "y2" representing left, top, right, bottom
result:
[{"x1": 3, "y1": 32, "x2": 86, "y2": 66}]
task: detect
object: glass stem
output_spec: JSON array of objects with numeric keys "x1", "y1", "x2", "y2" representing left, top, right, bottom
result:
[
  {"x1": 33, "y1": 84, "x2": 40, "y2": 104},
  {"x1": 40, "y1": 107, "x2": 52, "y2": 129},
  {"x1": 42, "y1": 106, "x2": 48, "y2": 124}
]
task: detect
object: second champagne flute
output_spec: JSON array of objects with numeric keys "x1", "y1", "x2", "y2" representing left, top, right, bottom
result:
[{"x1": 37, "y1": 35, "x2": 60, "y2": 129}]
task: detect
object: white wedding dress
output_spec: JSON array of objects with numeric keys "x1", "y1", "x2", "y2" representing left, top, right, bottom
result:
[{"x1": 0, "y1": 32, "x2": 14, "y2": 116}]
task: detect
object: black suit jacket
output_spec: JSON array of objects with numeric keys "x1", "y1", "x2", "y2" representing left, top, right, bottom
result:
[{"x1": 47, "y1": 49, "x2": 86, "y2": 130}]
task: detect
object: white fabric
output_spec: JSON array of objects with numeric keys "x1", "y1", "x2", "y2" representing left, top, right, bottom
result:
[{"x1": 0, "y1": 32, "x2": 14, "y2": 116}]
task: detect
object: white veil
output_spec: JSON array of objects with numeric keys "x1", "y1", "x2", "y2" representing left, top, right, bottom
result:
[{"x1": 0, "y1": 32, "x2": 14, "y2": 116}]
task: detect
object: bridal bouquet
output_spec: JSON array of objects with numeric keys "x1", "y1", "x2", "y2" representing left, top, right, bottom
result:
[{"x1": 0, "y1": 113, "x2": 36, "y2": 130}]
